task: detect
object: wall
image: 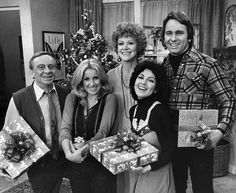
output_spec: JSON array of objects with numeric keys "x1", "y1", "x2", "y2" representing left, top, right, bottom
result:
[
  {"x1": 0, "y1": 0, "x2": 69, "y2": 88},
  {"x1": 30, "y1": 0, "x2": 69, "y2": 52}
]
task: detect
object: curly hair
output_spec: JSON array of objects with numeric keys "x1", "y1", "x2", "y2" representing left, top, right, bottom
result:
[
  {"x1": 161, "y1": 11, "x2": 194, "y2": 49},
  {"x1": 129, "y1": 60, "x2": 170, "y2": 104},
  {"x1": 112, "y1": 22, "x2": 147, "y2": 58},
  {"x1": 71, "y1": 58, "x2": 111, "y2": 99}
]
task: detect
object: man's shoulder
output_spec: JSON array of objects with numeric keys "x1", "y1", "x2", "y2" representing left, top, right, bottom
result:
[
  {"x1": 189, "y1": 48, "x2": 216, "y2": 64},
  {"x1": 13, "y1": 85, "x2": 32, "y2": 98}
]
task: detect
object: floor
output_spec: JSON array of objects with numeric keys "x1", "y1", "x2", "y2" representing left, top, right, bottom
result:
[
  {"x1": 186, "y1": 173, "x2": 236, "y2": 193},
  {"x1": 0, "y1": 172, "x2": 236, "y2": 193}
]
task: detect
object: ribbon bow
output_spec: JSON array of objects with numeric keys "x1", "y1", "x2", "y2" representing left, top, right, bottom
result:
[
  {"x1": 190, "y1": 120, "x2": 209, "y2": 145},
  {"x1": 4, "y1": 131, "x2": 36, "y2": 163},
  {"x1": 113, "y1": 130, "x2": 141, "y2": 152}
]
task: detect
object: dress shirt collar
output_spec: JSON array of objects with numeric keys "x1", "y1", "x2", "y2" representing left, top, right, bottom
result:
[{"x1": 33, "y1": 82, "x2": 56, "y2": 101}]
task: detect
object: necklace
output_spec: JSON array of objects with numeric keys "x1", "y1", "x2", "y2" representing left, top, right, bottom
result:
[
  {"x1": 120, "y1": 66, "x2": 135, "y2": 119},
  {"x1": 121, "y1": 65, "x2": 130, "y2": 88}
]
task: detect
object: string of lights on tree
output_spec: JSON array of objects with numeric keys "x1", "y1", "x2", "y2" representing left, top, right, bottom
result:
[{"x1": 59, "y1": 9, "x2": 118, "y2": 85}]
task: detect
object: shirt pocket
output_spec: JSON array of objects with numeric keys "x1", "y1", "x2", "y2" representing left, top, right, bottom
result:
[{"x1": 183, "y1": 72, "x2": 203, "y2": 95}]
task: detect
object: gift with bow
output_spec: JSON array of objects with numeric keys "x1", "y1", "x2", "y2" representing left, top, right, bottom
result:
[
  {"x1": 90, "y1": 131, "x2": 159, "y2": 175},
  {"x1": 0, "y1": 116, "x2": 50, "y2": 179}
]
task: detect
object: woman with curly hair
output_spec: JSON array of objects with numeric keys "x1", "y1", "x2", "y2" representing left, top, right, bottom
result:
[
  {"x1": 59, "y1": 58, "x2": 118, "y2": 193},
  {"x1": 128, "y1": 60, "x2": 176, "y2": 193},
  {"x1": 107, "y1": 22, "x2": 147, "y2": 193},
  {"x1": 108, "y1": 21, "x2": 147, "y2": 135}
]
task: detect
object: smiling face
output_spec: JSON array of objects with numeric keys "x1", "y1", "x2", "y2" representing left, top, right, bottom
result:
[
  {"x1": 164, "y1": 19, "x2": 189, "y2": 55},
  {"x1": 134, "y1": 69, "x2": 157, "y2": 99},
  {"x1": 117, "y1": 36, "x2": 138, "y2": 62},
  {"x1": 31, "y1": 54, "x2": 56, "y2": 91},
  {"x1": 83, "y1": 68, "x2": 101, "y2": 97}
]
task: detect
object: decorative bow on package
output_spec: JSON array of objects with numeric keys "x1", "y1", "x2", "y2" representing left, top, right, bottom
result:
[
  {"x1": 90, "y1": 130, "x2": 159, "y2": 175},
  {"x1": 177, "y1": 109, "x2": 219, "y2": 147},
  {"x1": 0, "y1": 116, "x2": 50, "y2": 179}
]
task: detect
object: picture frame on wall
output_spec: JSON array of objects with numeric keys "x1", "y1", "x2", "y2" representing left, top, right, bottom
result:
[
  {"x1": 224, "y1": 5, "x2": 236, "y2": 47},
  {"x1": 42, "y1": 31, "x2": 65, "y2": 80}
]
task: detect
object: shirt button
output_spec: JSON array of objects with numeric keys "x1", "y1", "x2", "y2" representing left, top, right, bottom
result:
[
  {"x1": 172, "y1": 99, "x2": 176, "y2": 101},
  {"x1": 174, "y1": 87, "x2": 177, "y2": 90}
]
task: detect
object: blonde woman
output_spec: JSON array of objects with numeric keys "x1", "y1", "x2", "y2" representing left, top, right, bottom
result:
[{"x1": 59, "y1": 58, "x2": 118, "y2": 193}]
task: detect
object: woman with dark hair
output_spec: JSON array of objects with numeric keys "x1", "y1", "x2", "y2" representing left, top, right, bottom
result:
[
  {"x1": 128, "y1": 60, "x2": 176, "y2": 193},
  {"x1": 59, "y1": 58, "x2": 118, "y2": 193}
]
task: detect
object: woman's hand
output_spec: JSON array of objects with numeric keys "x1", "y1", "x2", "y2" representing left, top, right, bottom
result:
[
  {"x1": 0, "y1": 164, "x2": 12, "y2": 180},
  {"x1": 130, "y1": 164, "x2": 151, "y2": 173},
  {"x1": 65, "y1": 140, "x2": 89, "y2": 163}
]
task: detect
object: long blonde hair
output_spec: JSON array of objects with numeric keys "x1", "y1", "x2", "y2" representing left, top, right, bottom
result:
[{"x1": 71, "y1": 58, "x2": 111, "y2": 99}]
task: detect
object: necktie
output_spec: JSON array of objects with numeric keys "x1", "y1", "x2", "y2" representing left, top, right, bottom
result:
[{"x1": 46, "y1": 91, "x2": 59, "y2": 160}]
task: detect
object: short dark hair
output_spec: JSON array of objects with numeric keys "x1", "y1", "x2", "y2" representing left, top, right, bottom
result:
[
  {"x1": 129, "y1": 60, "x2": 170, "y2": 104},
  {"x1": 112, "y1": 22, "x2": 147, "y2": 58},
  {"x1": 161, "y1": 11, "x2": 194, "y2": 49},
  {"x1": 29, "y1": 51, "x2": 56, "y2": 70}
]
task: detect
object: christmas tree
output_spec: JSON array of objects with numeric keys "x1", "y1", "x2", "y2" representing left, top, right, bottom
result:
[{"x1": 59, "y1": 10, "x2": 117, "y2": 86}]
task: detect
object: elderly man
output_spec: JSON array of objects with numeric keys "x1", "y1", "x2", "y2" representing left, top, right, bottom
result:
[{"x1": 1, "y1": 51, "x2": 71, "y2": 193}]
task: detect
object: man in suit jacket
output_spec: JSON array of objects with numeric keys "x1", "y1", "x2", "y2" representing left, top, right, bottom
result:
[{"x1": 1, "y1": 51, "x2": 71, "y2": 193}]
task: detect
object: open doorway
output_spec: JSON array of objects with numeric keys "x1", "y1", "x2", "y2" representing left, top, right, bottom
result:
[{"x1": 0, "y1": 8, "x2": 25, "y2": 128}]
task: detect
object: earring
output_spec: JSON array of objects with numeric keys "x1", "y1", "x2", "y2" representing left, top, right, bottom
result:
[{"x1": 117, "y1": 57, "x2": 121, "y2": 62}]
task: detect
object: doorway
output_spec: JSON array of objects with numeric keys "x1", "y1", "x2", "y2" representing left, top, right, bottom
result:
[{"x1": 0, "y1": 8, "x2": 25, "y2": 128}]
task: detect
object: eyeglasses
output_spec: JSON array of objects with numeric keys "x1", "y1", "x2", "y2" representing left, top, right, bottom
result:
[{"x1": 36, "y1": 64, "x2": 56, "y2": 71}]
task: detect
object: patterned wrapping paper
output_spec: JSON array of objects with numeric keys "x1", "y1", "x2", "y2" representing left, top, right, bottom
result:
[
  {"x1": 178, "y1": 109, "x2": 219, "y2": 147},
  {"x1": 0, "y1": 116, "x2": 50, "y2": 179},
  {"x1": 90, "y1": 135, "x2": 159, "y2": 175}
]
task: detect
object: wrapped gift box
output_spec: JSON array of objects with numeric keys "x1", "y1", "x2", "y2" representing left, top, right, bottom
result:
[
  {"x1": 0, "y1": 116, "x2": 50, "y2": 179},
  {"x1": 177, "y1": 109, "x2": 219, "y2": 147},
  {"x1": 90, "y1": 135, "x2": 159, "y2": 175}
]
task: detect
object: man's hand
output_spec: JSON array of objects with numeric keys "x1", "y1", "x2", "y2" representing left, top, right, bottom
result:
[
  {"x1": 197, "y1": 129, "x2": 223, "y2": 150},
  {"x1": 130, "y1": 165, "x2": 151, "y2": 173}
]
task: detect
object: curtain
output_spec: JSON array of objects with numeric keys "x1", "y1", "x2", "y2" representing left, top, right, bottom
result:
[
  {"x1": 167, "y1": 0, "x2": 188, "y2": 14},
  {"x1": 102, "y1": 2, "x2": 134, "y2": 50},
  {"x1": 141, "y1": 0, "x2": 188, "y2": 27},
  {"x1": 69, "y1": 0, "x2": 102, "y2": 34},
  {"x1": 69, "y1": 0, "x2": 79, "y2": 33},
  {"x1": 141, "y1": 0, "x2": 168, "y2": 27},
  {"x1": 188, "y1": 0, "x2": 224, "y2": 55}
]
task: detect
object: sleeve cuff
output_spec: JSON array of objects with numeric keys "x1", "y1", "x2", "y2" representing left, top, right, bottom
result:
[{"x1": 216, "y1": 127, "x2": 226, "y2": 135}]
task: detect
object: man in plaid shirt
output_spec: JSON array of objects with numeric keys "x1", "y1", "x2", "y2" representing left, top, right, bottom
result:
[{"x1": 161, "y1": 11, "x2": 236, "y2": 193}]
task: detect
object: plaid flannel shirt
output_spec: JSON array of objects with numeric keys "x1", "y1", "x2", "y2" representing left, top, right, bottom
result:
[{"x1": 162, "y1": 48, "x2": 236, "y2": 134}]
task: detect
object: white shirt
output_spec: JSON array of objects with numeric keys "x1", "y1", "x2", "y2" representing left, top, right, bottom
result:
[{"x1": 3, "y1": 82, "x2": 61, "y2": 147}]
